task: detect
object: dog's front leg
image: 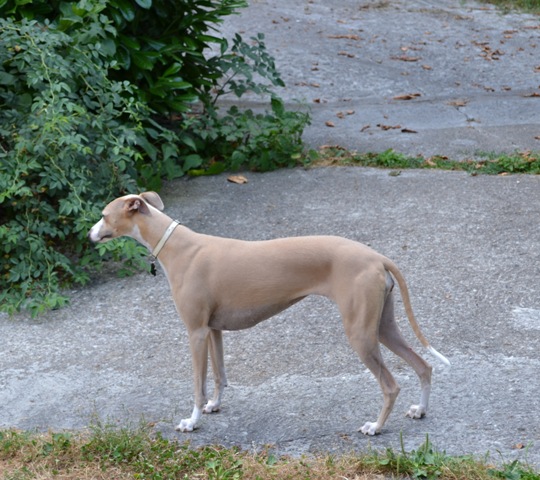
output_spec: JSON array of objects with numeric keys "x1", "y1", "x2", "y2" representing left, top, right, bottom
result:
[
  {"x1": 203, "y1": 329, "x2": 227, "y2": 414},
  {"x1": 176, "y1": 327, "x2": 210, "y2": 432}
]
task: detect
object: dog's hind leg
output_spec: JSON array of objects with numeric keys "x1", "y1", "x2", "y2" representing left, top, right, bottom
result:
[
  {"x1": 339, "y1": 276, "x2": 401, "y2": 435},
  {"x1": 203, "y1": 329, "x2": 228, "y2": 414},
  {"x1": 378, "y1": 280, "x2": 433, "y2": 420}
]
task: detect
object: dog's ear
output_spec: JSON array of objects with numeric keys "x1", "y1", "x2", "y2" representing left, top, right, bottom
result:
[
  {"x1": 124, "y1": 196, "x2": 150, "y2": 215},
  {"x1": 140, "y1": 191, "x2": 164, "y2": 211}
]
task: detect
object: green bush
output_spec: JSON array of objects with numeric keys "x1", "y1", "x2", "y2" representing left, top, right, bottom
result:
[
  {"x1": 0, "y1": 15, "x2": 164, "y2": 315},
  {"x1": 177, "y1": 32, "x2": 310, "y2": 175},
  {"x1": 0, "y1": 0, "x2": 311, "y2": 316},
  {"x1": 0, "y1": 0, "x2": 246, "y2": 114}
]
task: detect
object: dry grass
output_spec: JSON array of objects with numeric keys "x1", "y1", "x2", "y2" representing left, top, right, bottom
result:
[{"x1": 1, "y1": 427, "x2": 538, "y2": 480}]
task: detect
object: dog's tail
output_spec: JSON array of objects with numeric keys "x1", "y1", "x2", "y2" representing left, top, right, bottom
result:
[{"x1": 383, "y1": 258, "x2": 451, "y2": 367}]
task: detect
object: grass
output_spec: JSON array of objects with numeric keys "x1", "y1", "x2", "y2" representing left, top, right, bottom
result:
[
  {"x1": 478, "y1": 0, "x2": 540, "y2": 13},
  {"x1": 1, "y1": 425, "x2": 539, "y2": 480},
  {"x1": 305, "y1": 148, "x2": 540, "y2": 175}
]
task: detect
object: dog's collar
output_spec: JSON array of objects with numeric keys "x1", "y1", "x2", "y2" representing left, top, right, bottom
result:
[{"x1": 149, "y1": 220, "x2": 180, "y2": 275}]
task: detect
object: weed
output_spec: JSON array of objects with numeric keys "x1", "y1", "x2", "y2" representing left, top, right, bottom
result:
[
  {"x1": 1, "y1": 427, "x2": 539, "y2": 480},
  {"x1": 204, "y1": 447, "x2": 244, "y2": 480},
  {"x1": 41, "y1": 432, "x2": 72, "y2": 457},
  {"x1": 310, "y1": 148, "x2": 540, "y2": 175},
  {"x1": 479, "y1": 0, "x2": 540, "y2": 13},
  {"x1": 489, "y1": 459, "x2": 540, "y2": 480}
]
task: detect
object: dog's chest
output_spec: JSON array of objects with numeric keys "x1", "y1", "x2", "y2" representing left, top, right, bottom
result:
[{"x1": 208, "y1": 298, "x2": 305, "y2": 331}]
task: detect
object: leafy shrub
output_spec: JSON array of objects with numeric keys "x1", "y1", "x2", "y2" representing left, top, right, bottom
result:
[
  {"x1": 0, "y1": 16, "x2": 164, "y2": 315},
  {"x1": 183, "y1": 98, "x2": 309, "y2": 176},
  {"x1": 0, "y1": 0, "x2": 247, "y2": 114},
  {"x1": 177, "y1": 33, "x2": 311, "y2": 175},
  {"x1": 0, "y1": 0, "x2": 311, "y2": 315}
]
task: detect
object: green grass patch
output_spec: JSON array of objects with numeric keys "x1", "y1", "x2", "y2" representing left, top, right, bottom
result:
[
  {"x1": 480, "y1": 0, "x2": 540, "y2": 13},
  {"x1": 307, "y1": 147, "x2": 540, "y2": 175},
  {"x1": 1, "y1": 426, "x2": 539, "y2": 480}
]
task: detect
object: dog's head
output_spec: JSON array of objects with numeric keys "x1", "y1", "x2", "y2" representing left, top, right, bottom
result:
[{"x1": 88, "y1": 191, "x2": 164, "y2": 243}]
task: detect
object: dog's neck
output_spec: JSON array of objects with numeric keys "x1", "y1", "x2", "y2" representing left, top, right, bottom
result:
[
  {"x1": 131, "y1": 209, "x2": 176, "y2": 253},
  {"x1": 152, "y1": 220, "x2": 180, "y2": 259}
]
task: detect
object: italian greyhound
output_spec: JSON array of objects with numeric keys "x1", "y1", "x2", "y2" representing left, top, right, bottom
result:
[{"x1": 88, "y1": 191, "x2": 449, "y2": 435}]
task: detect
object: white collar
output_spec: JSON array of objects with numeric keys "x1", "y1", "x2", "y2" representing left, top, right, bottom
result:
[{"x1": 152, "y1": 220, "x2": 180, "y2": 259}]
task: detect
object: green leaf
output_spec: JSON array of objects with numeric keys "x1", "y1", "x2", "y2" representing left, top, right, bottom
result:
[
  {"x1": 180, "y1": 135, "x2": 197, "y2": 151},
  {"x1": 113, "y1": 0, "x2": 136, "y2": 21},
  {"x1": 0, "y1": 71, "x2": 16, "y2": 85},
  {"x1": 160, "y1": 77, "x2": 191, "y2": 89},
  {"x1": 162, "y1": 62, "x2": 183, "y2": 77},
  {"x1": 100, "y1": 38, "x2": 116, "y2": 57},
  {"x1": 116, "y1": 45, "x2": 131, "y2": 68},
  {"x1": 182, "y1": 154, "x2": 203, "y2": 170},
  {"x1": 118, "y1": 34, "x2": 141, "y2": 51},
  {"x1": 134, "y1": 0, "x2": 152, "y2": 8},
  {"x1": 131, "y1": 51, "x2": 156, "y2": 70}
]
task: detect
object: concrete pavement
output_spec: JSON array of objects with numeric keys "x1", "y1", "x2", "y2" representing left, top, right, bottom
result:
[
  {"x1": 1, "y1": 0, "x2": 539, "y2": 468},
  {"x1": 218, "y1": 0, "x2": 540, "y2": 158}
]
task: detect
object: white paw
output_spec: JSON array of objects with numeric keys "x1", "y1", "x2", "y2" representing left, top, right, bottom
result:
[
  {"x1": 175, "y1": 418, "x2": 197, "y2": 432},
  {"x1": 359, "y1": 422, "x2": 380, "y2": 436},
  {"x1": 406, "y1": 404, "x2": 427, "y2": 419},
  {"x1": 203, "y1": 400, "x2": 220, "y2": 414}
]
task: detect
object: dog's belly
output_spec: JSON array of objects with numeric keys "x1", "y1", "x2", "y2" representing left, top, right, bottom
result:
[{"x1": 208, "y1": 297, "x2": 305, "y2": 331}]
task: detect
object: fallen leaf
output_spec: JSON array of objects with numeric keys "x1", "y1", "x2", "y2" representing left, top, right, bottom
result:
[
  {"x1": 393, "y1": 93, "x2": 421, "y2": 100},
  {"x1": 422, "y1": 64, "x2": 433, "y2": 70},
  {"x1": 325, "y1": 121, "x2": 335, "y2": 127},
  {"x1": 336, "y1": 110, "x2": 356, "y2": 118},
  {"x1": 338, "y1": 51, "x2": 356, "y2": 58},
  {"x1": 360, "y1": 124, "x2": 370, "y2": 132},
  {"x1": 401, "y1": 128, "x2": 418, "y2": 133},
  {"x1": 391, "y1": 55, "x2": 420, "y2": 62},
  {"x1": 320, "y1": 144, "x2": 346, "y2": 152},
  {"x1": 328, "y1": 34, "x2": 360, "y2": 40},
  {"x1": 295, "y1": 81, "x2": 320, "y2": 88},
  {"x1": 523, "y1": 92, "x2": 540, "y2": 97},
  {"x1": 227, "y1": 175, "x2": 248, "y2": 184},
  {"x1": 447, "y1": 99, "x2": 468, "y2": 107},
  {"x1": 377, "y1": 124, "x2": 401, "y2": 130},
  {"x1": 513, "y1": 443, "x2": 525, "y2": 450}
]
